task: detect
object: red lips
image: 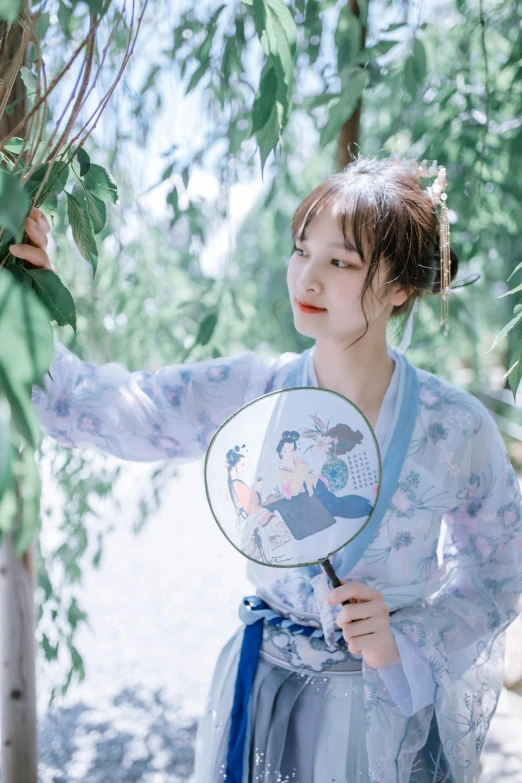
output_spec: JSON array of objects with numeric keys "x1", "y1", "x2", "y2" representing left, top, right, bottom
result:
[{"x1": 295, "y1": 298, "x2": 327, "y2": 314}]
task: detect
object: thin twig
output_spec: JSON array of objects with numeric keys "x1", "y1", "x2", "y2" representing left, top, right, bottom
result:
[
  {"x1": 477, "y1": 0, "x2": 490, "y2": 203},
  {"x1": 0, "y1": 15, "x2": 102, "y2": 153}
]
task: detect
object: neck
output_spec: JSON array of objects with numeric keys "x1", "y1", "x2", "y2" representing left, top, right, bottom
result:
[{"x1": 312, "y1": 330, "x2": 395, "y2": 426}]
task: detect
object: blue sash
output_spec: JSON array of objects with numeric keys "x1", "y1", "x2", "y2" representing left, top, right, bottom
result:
[{"x1": 224, "y1": 347, "x2": 420, "y2": 782}]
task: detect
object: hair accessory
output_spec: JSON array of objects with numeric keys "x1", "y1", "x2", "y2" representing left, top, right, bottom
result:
[{"x1": 415, "y1": 160, "x2": 451, "y2": 335}]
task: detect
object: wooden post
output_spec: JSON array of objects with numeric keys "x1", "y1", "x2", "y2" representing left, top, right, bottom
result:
[
  {"x1": 0, "y1": 15, "x2": 38, "y2": 783},
  {"x1": 0, "y1": 538, "x2": 38, "y2": 783}
]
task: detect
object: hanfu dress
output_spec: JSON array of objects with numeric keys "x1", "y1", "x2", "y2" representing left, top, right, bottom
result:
[{"x1": 32, "y1": 338, "x2": 522, "y2": 783}]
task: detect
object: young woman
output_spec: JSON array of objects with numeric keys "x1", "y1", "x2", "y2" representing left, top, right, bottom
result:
[{"x1": 12, "y1": 155, "x2": 522, "y2": 783}]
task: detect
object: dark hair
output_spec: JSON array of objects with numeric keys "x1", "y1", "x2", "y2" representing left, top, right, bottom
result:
[
  {"x1": 276, "y1": 430, "x2": 300, "y2": 459},
  {"x1": 291, "y1": 153, "x2": 459, "y2": 342},
  {"x1": 226, "y1": 446, "x2": 246, "y2": 470},
  {"x1": 226, "y1": 445, "x2": 247, "y2": 518}
]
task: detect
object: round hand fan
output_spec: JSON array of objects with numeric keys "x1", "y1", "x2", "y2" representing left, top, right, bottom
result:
[{"x1": 204, "y1": 387, "x2": 381, "y2": 590}]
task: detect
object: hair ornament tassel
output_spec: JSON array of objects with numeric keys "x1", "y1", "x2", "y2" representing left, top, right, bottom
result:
[{"x1": 416, "y1": 160, "x2": 451, "y2": 336}]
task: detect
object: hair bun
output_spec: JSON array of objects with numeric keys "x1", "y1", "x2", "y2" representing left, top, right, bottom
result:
[{"x1": 430, "y1": 243, "x2": 459, "y2": 294}]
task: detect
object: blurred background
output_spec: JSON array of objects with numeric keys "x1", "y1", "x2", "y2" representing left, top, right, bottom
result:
[{"x1": 1, "y1": 0, "x2": 522, "y2": 779}]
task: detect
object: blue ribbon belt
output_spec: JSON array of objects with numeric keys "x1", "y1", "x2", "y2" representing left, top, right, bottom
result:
[{"x1": 224, "y1": 595, "x2": 346, "y2": 783}]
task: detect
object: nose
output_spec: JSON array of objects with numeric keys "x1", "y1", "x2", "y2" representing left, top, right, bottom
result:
[{"x1": 296, "y1": 258, "x2": 322, "y2": 294}]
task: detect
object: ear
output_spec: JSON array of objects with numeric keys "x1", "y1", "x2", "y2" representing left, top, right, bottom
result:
[{"x1": 388, "y1": 284, "x2": 410, "y2": 308}]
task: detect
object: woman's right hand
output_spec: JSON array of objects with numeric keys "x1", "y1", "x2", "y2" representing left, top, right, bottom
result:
[{"x1": 9, "y1": 206, "x2": 55, "y2": 272}]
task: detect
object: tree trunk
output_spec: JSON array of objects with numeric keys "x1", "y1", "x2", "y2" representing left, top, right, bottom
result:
[
  {"x1": 337, "y1": 0, "x2": 367, "y2": 171},
  {"x1": 0, "y1": 538, "x2": 38, "y2": 783},
  {"x1": 0, "y1": 18, "x2": 38, "y2": 783}
]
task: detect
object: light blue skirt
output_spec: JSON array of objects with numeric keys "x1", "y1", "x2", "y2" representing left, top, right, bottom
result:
[
  {"x1": 194, "y1": 624, "x2": 372, "y2": 783},
  {"x1": 193, "y1": 624, "x2": 450, "y2": 783}
]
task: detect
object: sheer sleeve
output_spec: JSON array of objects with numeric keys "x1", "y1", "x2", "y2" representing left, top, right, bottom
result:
[
  {"x1": 31, "y1": 338, "x2": 278, "y2": 463},
  {"x1": 389, "y1": 402, "x2": 522, "y2": 692},
  {"x1": 378, "y1": 627, "x2": 436, "y2": 717}
]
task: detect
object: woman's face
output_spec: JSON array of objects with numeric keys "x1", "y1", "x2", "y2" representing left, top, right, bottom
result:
[
  {"x1": 286, "y1": 204, "x2": 408, "y2": 343},
  {"x1": 235, "y1": 456, "x2": 246, "y2": 475},
  {"x1": 280, "y1": 442, "x2": 295, "y2": 458}
]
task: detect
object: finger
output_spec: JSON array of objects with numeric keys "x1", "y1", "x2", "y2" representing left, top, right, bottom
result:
[
  {"x1": 29, "y1": 206, "x2": 50, "y2": 233},
  {"x1": 347, "y1": 630, "x2": 389, "y2": 655},
  {"x1": 336, "y1": 599, "x2": 381, "y2": 625},
  {"x1": 24, "y1": 216, "x2": 48, "y2": 249},
  {"x1": 9, "y1": 244, "x2": 54, "y2": 271},
  {"x1": 327, "y1": 581, "x2": 380, "y2": 606},
  {"x1": 339, "y1": 617, "x2": 386, "y2": 643}
]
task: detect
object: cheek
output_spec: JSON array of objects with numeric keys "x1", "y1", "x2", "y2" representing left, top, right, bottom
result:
[{"x1": 329, "y1": 272, "x2": 365, "y2": 309}]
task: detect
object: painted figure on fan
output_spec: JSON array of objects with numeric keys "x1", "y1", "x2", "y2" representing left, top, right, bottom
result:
[
  {"x1": 226, "y1": 445, "x2": 292, "y2": 562},
  {"x1": 263, "y1": 430, "x2": 374, "y2": 541}
]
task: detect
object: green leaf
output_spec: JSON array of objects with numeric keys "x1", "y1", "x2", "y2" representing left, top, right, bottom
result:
[
  {"x1": 0, "y1": 269, "x2": 54, "y2": 387},
  {"x1": 67, "y1": 597, "x2": 89, "y2": 631},
  {"x1": 256, "y1": 99, "x2": 283, "y2": 176},
  {"x1": 42, "y1": 634, "x2": 59, "y2": 662},
  {"x1": 83, "y1": 163, "x2": 118, "y2": 204},
  {"x1": 252, "y1": 64, "x2": 278, "y2": 133},
  {"x1": 72, "y1": 182, "x2": 106, "y2": 234},
  {"x1": 20, "y1": 66, "x2": 37, "y2": 97},
  {"x1": 412, "y1": 38, "x2": 427, "y2": 83},
  {"x1": 0, "y1": 364, "x2": 41, "y2": 449},
  {"x1": 85, "y1": 0, "x2": 105, "y2": 14},
  {"x1": 74, "y1": 146, "x2": 91, "y2": 177},
  {"x1": 14, "y1": 444, "x2": 40, "y2": 556},
  {"x1": 335, "y1": 6, "x2": 362, "y2": 70},
  {"x1": 4, "y1": 137, "x2": 27, "y2": 154},
  {"x1": 196, "y1": 312, "x2": 218, "y2": 346},
  {"x1": 404, "y1": 55, "x2": 417, "y2": 98},
  {"x1": 187, "y1": 60, "x2": 209, "y2": 93},
  {"x1": 67, "y1": 641, "x2": 85, "y2": 681},
  {"x1": 25, "y1": 161, "x2": 69, "y2": 203},
  {"x1": 66, "y1": 190, "x2": 98, "y2": 274},
  {"x1": 57, "y1": 0, "x2": 72, "y2": 35},
  {"x1": 498, "y1": 280, "x2": 522, "y2": 298},
  {"x1": 265, "y1": 0, "x2": 297, "y2": 88},
  {"x1": 507, "y1": 261, "x2": 522, "y2": 282},
  {"x1": 0, "y1": 0, "x2": 23, "y2": 22},
  {"x1": 250, "y1": 0, "x2": 267, "y2": 39},
  {"x1": 167, "y1": 186, "x2": 180, "y2": 225},
  {"x1": 0, "y1": 169, "x2": 31, "y2": 243},
  {"x1": 0, "y1": 394, "x2": 11, "y2": 503},
  {"x1": 140, "y1": 65, "x2": 161, "y2": 95},
  {"x1": 508, "y1": 346, "x2": 522, "y2": 399},
  {"x1": 24, "y1": 268, "x2": 77, "y2": 331},
  {"x1": 487, "y1": 310, "x2": 522, "y2": 352},
  {"x1": 36, "y1": 11, "x2": 51, "y2": 39}
]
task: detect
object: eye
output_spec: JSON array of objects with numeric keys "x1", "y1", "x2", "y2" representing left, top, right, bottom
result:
[
  {"x1": 292, "y1": 243, "x2": 305, "y2": 256},
  {"x1": 331, "y1": 258, "x2": 353, "y2": 269}
]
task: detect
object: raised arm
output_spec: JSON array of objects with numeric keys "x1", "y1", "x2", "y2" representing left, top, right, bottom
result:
[
  {"x1": 14, "y1": 208, "x2": 289, "y2": 463},
  {"x1": 32, "y1": 339, "x2": 273, "y2": 463}
]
